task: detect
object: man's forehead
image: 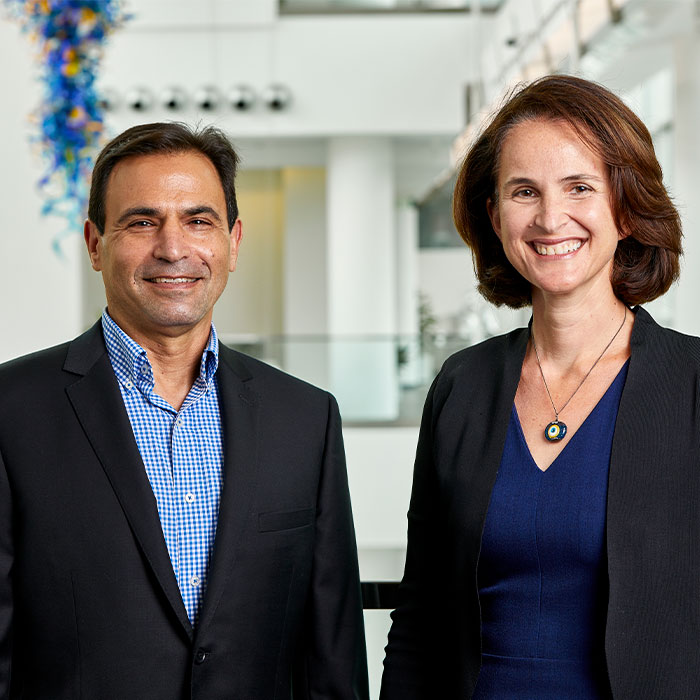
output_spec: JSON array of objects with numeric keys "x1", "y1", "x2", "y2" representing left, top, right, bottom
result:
[
  {"x1": 107, "y1": 150, "x2": 218, "y2": 182},
  {"x1": 103, "y1": 151, "x2": 226, "y2": 214}
]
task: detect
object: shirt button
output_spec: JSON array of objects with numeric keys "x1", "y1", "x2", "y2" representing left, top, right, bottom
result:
[
  {"x1": 194, "y1": 649, "x2": 208, "y2": 664},
  {"x1": 185, "y1": 493, "x2": 195, "y2": 504},
  {"x1": 190, "y1": 575, "x2": 201, "y2": 588},
  {"x1": 124, "y1": 380, "x2": 133, "y2": 390},
  {"x1": 139, "y1": 365, "x2": 149, "y2": 374}
]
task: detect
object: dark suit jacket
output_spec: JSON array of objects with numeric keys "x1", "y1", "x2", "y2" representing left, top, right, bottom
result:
[
  {"x1": 0, "y1": 322, "x2": 369, "y2": 700},
  {"x1": 381, "y1": 307, "x2": 700, "y2": 700}
]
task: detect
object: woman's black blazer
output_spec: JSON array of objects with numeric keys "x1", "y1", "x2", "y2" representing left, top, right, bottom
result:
[{"x1": 381, "y1": 307, "x2": 700, "y2": 700}]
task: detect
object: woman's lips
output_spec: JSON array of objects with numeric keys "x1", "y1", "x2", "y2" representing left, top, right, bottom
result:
[{"x1": 531, "y1": 239, "x2": 584, "y2": 256}]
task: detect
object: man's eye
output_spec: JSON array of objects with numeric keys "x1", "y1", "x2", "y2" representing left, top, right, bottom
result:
[
  {"x1": 129, "y1": 220, "x2": 154, "y2": 227},
  {"x1": 514, "y1": 188, "x2": 535, "y2": 198}
]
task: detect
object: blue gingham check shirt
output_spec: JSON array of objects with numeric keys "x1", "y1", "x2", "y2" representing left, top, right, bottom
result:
[{"x1": 101, "y1": 311, "x2": 223, "y2": 627}]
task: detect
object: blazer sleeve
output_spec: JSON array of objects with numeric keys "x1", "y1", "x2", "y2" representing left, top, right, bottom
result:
[
  {"x1": 293, "y1": 393, "x2": 370, "y2": 700},
  {"x1": 380, "y1": 375, "x2": 444, "y2": 700},
  {"x1": 0, "y1": 449, "x2": 13, "y2": 698}
]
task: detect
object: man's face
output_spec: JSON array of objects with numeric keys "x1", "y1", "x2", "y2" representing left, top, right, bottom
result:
[{"x1": 85, "y1": 151, "x2": 241, "y2": 343}]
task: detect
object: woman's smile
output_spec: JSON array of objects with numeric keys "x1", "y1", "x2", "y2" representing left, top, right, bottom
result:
[{"x1": 531, "y1": 238, "x2": 584, "y2": 256}]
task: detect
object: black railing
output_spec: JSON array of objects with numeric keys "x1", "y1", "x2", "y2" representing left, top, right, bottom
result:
[{"x1": 361, "y1": 581, "x2": 400, "y2": 610}]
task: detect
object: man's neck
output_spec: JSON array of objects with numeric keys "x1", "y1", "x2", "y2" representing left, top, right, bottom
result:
[{"x1": 110, "y1": 313, "x2": 213, "y2": 411}]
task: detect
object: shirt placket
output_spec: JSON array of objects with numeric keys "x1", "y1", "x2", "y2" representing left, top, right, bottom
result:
[
  {"x1": 171, "y1": 385, "x2": 208, "y2": 625},
  {"x1": 137, "y1": 363, "x2": 181, "y2": 593}
]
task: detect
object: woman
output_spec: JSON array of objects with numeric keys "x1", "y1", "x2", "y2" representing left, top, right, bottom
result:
[{"x1": 380, "y1": 75, "x2": 699, "y2": 699}]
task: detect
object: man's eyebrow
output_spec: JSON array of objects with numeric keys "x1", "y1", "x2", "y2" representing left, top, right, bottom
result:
[
  {"x1": 115, "y1": 207, "x2": 161, "y2": 225},
  {"x1": 183, "y1": 206, "x2": 223, "y2": 223},
  {"x1": 114, "y1": 205, "x2": 224, "y2": 226}
]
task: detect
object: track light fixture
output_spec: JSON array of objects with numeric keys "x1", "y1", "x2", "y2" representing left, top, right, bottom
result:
[{"x1": 125, "y1": 87, "x2": 153, "y2": 111}]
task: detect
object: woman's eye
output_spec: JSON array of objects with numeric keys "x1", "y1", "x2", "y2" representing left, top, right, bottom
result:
[
  {"x1": 514, "y1": 188, "x2": 535, "y2": 198},
  {"x1": 572, "y1": 184, "x2": 592, "y2": 194}
]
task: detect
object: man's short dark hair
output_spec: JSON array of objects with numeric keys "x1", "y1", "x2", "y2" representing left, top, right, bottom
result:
[
  {"x1": 453, "y1": 74, "x2": 682, "y2": 308},
  {"x1": 88, "y1": 122, "x2": 240, "y2": 233}
]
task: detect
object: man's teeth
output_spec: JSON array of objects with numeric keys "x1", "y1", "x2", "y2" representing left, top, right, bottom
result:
[
  {"x1": 150, "y1": 277, "x2": 195, "y2": 283},
  {"x1": 534, "y1": 240, "x2": 582, "y2": 256}
]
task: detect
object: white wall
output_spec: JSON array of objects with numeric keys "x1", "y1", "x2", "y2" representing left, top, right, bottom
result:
[
  {"x1": 99, "y1": 2, "x2": 474, "y2": 137},
  {"x1": 282, "y1": 167, "x2": 327, "y2": 334},
  {"x1": 345, "y1": 425, "x2": 419, "y2": 700},
  {"x1": 0, "y1": 18, "x2": 83, "y2": 363},
  {"x1": 214, "y1": 170, "x2": 285, "y2": 336},
  {"x1": 345, "y1": 426, "x2": 418, "y2": 554}
]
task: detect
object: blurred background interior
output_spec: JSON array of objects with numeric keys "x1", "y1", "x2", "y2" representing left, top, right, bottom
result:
[{"x1": 2, "y1": 0, "x2": 699, "y2": 694}]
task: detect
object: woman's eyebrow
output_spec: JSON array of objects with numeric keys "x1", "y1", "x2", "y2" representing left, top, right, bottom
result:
[
  {"x1": 502, "y1": 177, "x2": 537, "y2": 188},
  {"x1": 560, "y1": 173, "x2": 605, "y2": 183}
]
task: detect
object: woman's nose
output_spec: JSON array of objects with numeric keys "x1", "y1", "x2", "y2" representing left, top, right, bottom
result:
[{"x1": 533, "y1": 195, "x2": 569, "y2": 233}]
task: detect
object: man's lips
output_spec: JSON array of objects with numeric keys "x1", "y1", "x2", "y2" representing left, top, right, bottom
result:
[{"x1": 145, "y1": 277, "x2": 201, "y2": 284}]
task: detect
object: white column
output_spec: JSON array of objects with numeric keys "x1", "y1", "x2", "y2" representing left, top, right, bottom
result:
[
  {"x1": 326, "y1": 137, "x2": 398, "y2": 421},
  {"x1": 281, "y1": 167, "x2": 329, "y2": 389},
  {"x1": 396, "y1": 200, "x2": 422, "y2": 388},
  {"x1": 672, "y1": 36, "x2": 700, "y2": 336}
]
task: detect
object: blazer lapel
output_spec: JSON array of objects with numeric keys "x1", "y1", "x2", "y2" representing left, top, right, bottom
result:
[
  {"x1": 64, "y1": 324, "x2": 192, "y2": 639},
  {"x1": 195, "y1": 345, "x2": 259, "y2": 639},
  {"x1": 452, "y1": 325, "x2": 529, "y2": 550}
]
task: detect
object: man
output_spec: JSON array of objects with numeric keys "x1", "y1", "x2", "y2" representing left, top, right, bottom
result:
[{"x1": 0, "y1": 123, "x2": 369, "y2": 699}]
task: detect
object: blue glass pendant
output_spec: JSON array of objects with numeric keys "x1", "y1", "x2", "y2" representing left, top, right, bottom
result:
[{"x1": 545, "y1": 420, "x2": 567, "y2": 442}]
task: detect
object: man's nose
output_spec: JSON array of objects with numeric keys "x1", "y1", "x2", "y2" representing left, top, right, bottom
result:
[
  {"x1": 153, "y1": 219, "x2": 189, "y2": 261},
  {"x1": 533, "y1": 194, "x2": 569, "y2": 233}
]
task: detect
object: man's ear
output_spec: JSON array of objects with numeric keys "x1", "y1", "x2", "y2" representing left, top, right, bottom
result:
[
  {"x1": 84, "y1": 220, "x2": 103, "y2": 271},
  {"x1": 229, "y1": 218, "x2": 243, "y2": 272},
  {"x1": 487, "y1": 197, "x2": 502, "y2": 241}
]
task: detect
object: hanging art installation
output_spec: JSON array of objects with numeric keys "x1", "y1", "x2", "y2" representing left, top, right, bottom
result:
[{"x1": 4, "y1": 0, "x2": 128, "y2": 252}]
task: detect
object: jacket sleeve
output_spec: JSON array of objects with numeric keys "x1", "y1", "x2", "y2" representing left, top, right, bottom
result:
[
  {"x1": 380, "y1": 376, "x2": 444, "y2": 700},
  {"x1": 293, "y1": 393, "x2": 370, "y2": 700},
  {"x1": 0, "y1": 449, "x2": 13, "y2": 698}
]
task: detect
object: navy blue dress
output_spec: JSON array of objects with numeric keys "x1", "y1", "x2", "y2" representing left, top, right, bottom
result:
[{"x1": 472, "y1": 362, "x2": 628, "y2": 699}]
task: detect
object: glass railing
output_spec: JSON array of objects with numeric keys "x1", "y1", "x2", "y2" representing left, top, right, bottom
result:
[{"x1": 219, "y1": 333, "x2": 478, "y2": 424}]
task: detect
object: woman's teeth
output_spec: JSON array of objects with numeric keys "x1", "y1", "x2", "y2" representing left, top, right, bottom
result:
[{"x1": 534, "y1": 240, "x2": 582, "y2": 256}]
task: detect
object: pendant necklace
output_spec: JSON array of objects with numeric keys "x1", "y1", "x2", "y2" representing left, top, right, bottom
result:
[{"x1": 532, "y1": 306, "x2": 627, "y2": 443}]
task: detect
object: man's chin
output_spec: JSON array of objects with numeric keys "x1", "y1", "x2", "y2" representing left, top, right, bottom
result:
[{"x1": 131, "y1": 307, "x2": 213, "y2": 339}]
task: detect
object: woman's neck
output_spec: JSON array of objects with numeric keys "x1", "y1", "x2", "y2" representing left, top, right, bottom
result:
[{"x1": 530, "y1": 287, "x2": 629, "y2": 367}]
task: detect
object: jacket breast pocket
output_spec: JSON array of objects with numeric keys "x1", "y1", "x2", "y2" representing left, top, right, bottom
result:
[{"x1": 258, "y1": 507, "x2": 315, "y2": 532}]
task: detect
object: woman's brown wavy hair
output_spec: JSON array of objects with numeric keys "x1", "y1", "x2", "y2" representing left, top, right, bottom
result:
[{"x1": 453, "y1": 74, "x2": 682, "y2": 308}]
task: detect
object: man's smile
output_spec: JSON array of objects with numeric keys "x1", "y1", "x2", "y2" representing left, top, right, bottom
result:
[{"x1": 145, "y1": 276, "x2": 201, "y2": 284}]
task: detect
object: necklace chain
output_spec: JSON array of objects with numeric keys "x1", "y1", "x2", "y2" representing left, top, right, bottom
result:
[{"x1": 532, "y1": 306, "x2": 627, "y2": 421}]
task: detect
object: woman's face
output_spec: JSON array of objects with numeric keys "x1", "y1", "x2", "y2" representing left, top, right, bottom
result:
[{"x1": 488, "y1": 118, "x2": 621, "y2": 303}]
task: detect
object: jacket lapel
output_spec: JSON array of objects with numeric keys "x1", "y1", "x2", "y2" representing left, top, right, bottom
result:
[
  {"x1": 64, "y1": 323, "x2": 192, "y2": 639},
  {"x1": 452, "y1": 325, "x2": 529, "y2": 555},
  {"x1": 195, "y1": 344, "x2": 259, "y2": 639}
]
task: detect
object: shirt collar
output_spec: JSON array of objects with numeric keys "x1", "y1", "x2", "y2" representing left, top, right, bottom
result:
[{"x1": 101, "y1": 310, "x2": 220, "y2": 395}]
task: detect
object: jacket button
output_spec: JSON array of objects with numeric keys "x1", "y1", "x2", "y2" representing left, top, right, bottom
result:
[{"x1": 194, "y1": 650, "x2": 208, "y2": 664}]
